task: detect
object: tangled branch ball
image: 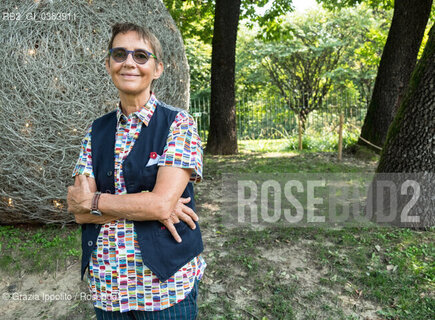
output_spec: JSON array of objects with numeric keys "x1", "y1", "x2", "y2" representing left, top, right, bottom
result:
[{"x1": 0, "y1": 0, "x2": 190, "y2": 223}]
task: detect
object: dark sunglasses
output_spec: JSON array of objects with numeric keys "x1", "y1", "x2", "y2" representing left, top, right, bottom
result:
[{"x1": 108, "y1": 47, "x2": 157, "y2": 64}]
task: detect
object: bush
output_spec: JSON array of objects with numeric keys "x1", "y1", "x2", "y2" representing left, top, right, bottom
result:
[{"x1": 286, "y1": 126, "x2": 359, "y2": 152}]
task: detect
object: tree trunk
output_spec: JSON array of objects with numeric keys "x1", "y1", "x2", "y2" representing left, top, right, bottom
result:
[
  {"x1": 370, "y1": 25, "x2": 435, "y2": 229},
  {"x1": 377, "y1": 24, "x2": 434, "y2": 173},
  {"x1": 206, "y1": 0, "x2": 240, "y2": 154},
  {"x1": 358, "y1": 0, "x2": 433, "y2": 151}
]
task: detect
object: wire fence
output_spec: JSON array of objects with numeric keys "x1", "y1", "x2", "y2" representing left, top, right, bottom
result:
[{"x1": 190, "y1": 95, "x2": 367, "y2": 142}]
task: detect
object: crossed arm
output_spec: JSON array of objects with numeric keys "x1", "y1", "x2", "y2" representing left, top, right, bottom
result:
[{"x1": 67, "y1": 166, "x2": 198, "y2": 242}]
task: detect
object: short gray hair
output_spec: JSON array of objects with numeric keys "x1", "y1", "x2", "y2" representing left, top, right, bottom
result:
[{"x1": 108, "y1": 22, "x2": 163, "y2": 62}]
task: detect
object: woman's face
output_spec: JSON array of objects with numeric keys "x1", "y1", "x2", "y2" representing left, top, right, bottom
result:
[{"x1": 106, "y1": 31, "x2": 163, "y2": 97}]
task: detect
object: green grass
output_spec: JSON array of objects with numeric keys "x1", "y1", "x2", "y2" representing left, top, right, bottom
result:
[
  {"x1": 204, "y1": 151, "x2": 374, "y2": 179},
  {"x1": 0, "y1": 139, "x2": 432, "y2": 319},
  {"x1": 199, "y1": 225, "x2": 434, "y2": 319},
  {"x1": 0, "y1": 224, "x2": 81, "y2": 274},
  {"x1": 308, "y1": 227, "x2": 434, "y2": 319},
  {"x1": 197, "y1": 147, "x2": 432, "y2": 319}
]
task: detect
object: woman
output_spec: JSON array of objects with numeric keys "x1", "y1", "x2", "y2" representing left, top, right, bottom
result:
[{"x1": 67, "y1": 22, "x2": 205, "y2": 319}]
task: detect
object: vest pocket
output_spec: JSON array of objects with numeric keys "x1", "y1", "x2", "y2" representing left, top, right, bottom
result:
[
  {"x1": 142, "y1": 163, "x2": 158, "y2": 175},
  {"x1": 140, "y1": 164, "x2": 158, "y2": 189}
]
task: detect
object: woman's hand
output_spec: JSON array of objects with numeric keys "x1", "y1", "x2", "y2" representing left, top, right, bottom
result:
[
  {"x1": 68, "y1": 175, "x2": 118, "y2": 224},
  {"x1": 173, "y1": 197, "x2": 198, "y2": 229},
  {"x1": 67, "y1": 175, "x2": 93, "y2": 215},
  {"x1": 159, "y1": 197, "x2": 199, "y2": 243}
]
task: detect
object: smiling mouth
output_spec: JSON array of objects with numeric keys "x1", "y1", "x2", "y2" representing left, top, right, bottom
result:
[{"x1": 120, "y1": 74, "x2": 140, "y2": 77}]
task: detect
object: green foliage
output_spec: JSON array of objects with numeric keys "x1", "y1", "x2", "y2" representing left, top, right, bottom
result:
[
  {"x1": 319, "y1": 0, "x2": 393, "y2": 10},
  {"x1": 240, "y1": 0, "x2": 294, "y2": 29},
  {"x1": 418, "y1": 21, "x2": 435, "y2": 59},
  {"x1": 167, "y1": 2, "x2": 392, "y2": 144},
  {"x1": 163, "y1": 0, "x2": 295, "y2": 101},
  {"x1": 285, "y1": 128, "x2": 359, "y2": 152},
  {"x1": 164, "y1": 1, "x2": 390, "y2": 116},
  {"x1": 236, "y1": 127, "x2": 359, "y2": 153},
  {"x1": 163, "y1": 0, "x2": 294, "y2": 44},
  {"x1": 320, "y1": 0, "x2": 433, "y2": 77},
  {"x1": 185, "y1": 37, "x2": 212, "y2": 100},
  {"x1": 236, "y1": 5, "x2": 390, "y2": 112},
  {"x1": 256, "y1": 8, "x2": 360, "y2": 121},
  {"x1": 328, "y1": 5, "x2": 391, "y2": 102},
  {"x1": 236, "y1": 25, "x2": 273, "y2": 100},
  {"x1": 162, "y1": 0, "x2": 215, "y2": 43}
]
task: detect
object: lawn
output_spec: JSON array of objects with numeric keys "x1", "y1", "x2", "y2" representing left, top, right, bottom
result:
[{"x1": 0, "y1": 144, "x2": 433, "y2": 319}]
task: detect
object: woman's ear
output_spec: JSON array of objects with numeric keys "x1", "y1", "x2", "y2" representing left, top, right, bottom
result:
[{"x1": 153, "y1": 61, "x2": 164, "y2": 80}]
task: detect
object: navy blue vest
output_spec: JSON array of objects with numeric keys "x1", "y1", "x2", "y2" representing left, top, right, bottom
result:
[{"x1": 80, "y1": 101, "x2": 204, "y2": 282}]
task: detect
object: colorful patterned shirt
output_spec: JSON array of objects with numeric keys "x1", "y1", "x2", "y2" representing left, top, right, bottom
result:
[{"x1": 72, "y1": 94, "x2": 206, "y2": 312}]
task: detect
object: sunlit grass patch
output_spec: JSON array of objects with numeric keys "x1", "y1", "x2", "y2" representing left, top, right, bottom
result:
[
  {"x1": 239, "y1": 139, "x2": 291, "y2": 153},
  {"x1": 238, "y1": 127, "x2": 361, "y2": 154}
]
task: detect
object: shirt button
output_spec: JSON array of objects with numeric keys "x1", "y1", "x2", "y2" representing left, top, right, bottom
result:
[
  {"x1": 106, "y1": 171, "x2": 113, "y2": 177},
  {"x1": 87, "y1": 241, "x2": 93, "y2": 247}
]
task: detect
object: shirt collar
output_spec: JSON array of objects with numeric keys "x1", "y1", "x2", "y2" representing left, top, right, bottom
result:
[{"x1": 116, "y1": 93, "x2": 158, "y2": 126}]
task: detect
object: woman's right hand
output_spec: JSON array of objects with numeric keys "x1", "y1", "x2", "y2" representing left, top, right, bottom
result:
[{"x1": 159, "y1": 197, "x2": 198, "y2": 243}]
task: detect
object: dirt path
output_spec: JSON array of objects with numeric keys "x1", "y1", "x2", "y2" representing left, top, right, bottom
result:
[{"x1": 0, "y1": 263, "x2": 92, "y2": 319}]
